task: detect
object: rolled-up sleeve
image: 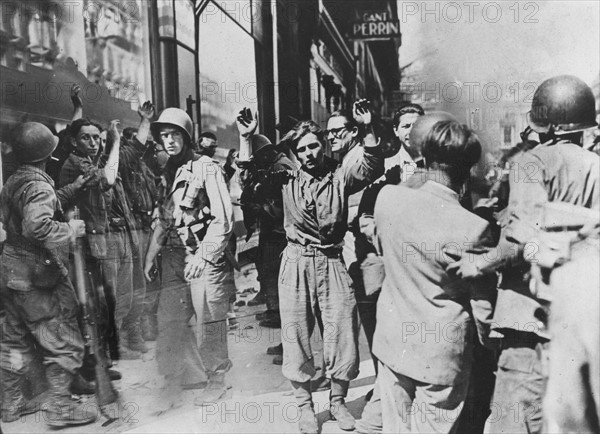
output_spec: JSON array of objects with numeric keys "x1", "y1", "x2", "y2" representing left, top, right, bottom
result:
[{"x1": 197, "y1": 162, "x2": 234, "y2": 263}]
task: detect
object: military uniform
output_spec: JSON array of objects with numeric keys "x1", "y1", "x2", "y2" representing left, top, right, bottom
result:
[
  {"x1": 484, "y1": 138, "x2": 599, "y2": 434},
  {"x1": 0, "y1": 165, "x2": 84, "y2": 418},
  {"x1": 156, "y1": 155, "x2": 233, "y2": 384}
]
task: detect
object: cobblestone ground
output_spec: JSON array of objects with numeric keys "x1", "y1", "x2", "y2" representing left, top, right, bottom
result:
[{"x1": 1, "y1": 264, "x2": 375, "y2": 434}]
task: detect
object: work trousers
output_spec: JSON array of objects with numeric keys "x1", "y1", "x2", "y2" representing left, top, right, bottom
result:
[
  {"x1": 379, "y1": 361, "x2": 469, "y2": 434},
  {"x1": 278, "y1": 243, "x2": 359, "y2": 383},
  {"x1": 101, "y1": 231, "x2": 135, "y2": 331},
  {"x1": 0, "y1": 277, "x2": 84, "y2": 375},
  {"x1": 156, "y1": 247, "x2": 208, "y2": 385},
  {"x1": 125, "y1": 228, "x2": 148, "y2": 328},
  {"x1": 190, "y1": 254, "x2": 234, "y2": 372},
  {"x1": 484, "y1": 340, "x2": 547, "y2": 434}
]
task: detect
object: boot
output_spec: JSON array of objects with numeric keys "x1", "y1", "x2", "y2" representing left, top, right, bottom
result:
[
  {"x1": 291, "y1": 380, "x2": 318, "y2": 434},
  {"x1": 121, "y1": 321, "x2": 148, "y2": 353},
  {"x1": 43, "y1": 364, "x2": 97, "y2": 427},
  {"x1": 70, "y1": 373, "x2": 95, "y2": 395},
  {"x1": 1, "y1": 369, "x2": 39, "y2": 423},
  {"x1": 141, "y1": 314, "x2": 158, "y2": 342},
  {"x1": 330, "y1": 378, "x2": 355, "y2": 431}
]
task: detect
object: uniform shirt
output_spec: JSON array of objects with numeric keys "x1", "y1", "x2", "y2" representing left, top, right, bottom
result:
[
  {"x1": 373, "y1": 181, "x2": 493, "y2": 386},
  {"x1": 0, "y1": 165, "x2": 74, "y2": 286},
  {"x1": 281, "y1": 147, "x2": 381, "y2": 247},
  {"x1": 492, "y1": 139, "x2": 600, "y2": 336},
  {"x1": 159, "y1": 155, "x2": 233, "y2": 263}
]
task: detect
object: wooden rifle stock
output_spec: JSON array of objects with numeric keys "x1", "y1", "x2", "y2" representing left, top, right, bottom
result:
[{"x1": 71, "y1": 210, "x2": 118, "y2": 409}]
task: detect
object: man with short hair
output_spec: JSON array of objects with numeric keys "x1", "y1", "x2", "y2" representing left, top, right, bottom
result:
[{"x1": 236, "y1": 102, "x2": 381, "y2": 433}]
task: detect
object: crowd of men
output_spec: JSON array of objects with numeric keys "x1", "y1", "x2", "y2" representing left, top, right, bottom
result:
[{"x1": 0, "y1": 74, "x2": 598, "y2": 434}]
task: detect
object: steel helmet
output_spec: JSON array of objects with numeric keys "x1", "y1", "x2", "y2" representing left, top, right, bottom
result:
[
  {"x1": 251, "y1": 134, "x2": 274, "y2": 155},
  {"x1": 528, "y1": 75, "x2": 597, "y2": 135},
  {"x1": 151, "y1": 108, "x2": 193, "y2": 144},
  {"x1": 11, "y1": 122, "x2": 59, "y2": 163},
  {"x1": 409, "y1": 111, "x2": 457, "y2": 152}
]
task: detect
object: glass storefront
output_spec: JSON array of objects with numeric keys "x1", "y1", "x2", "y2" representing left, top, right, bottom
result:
[{"x1": 198, "y1": 1, "x2": 259, "y2": 155}]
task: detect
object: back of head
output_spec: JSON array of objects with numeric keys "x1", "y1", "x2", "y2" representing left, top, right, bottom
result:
[
  {"x1": 409, "y1": 112, "x2": 457, "y2": 154},
  {"x1": 281, "y1": 120, "x2": 325, "y2": 153},
  {"x1": 11, "y1": 122, "x2": 59, "y2": 164},
  {"x1": 528, "y1": 75, "x2": 597, "y2": 137},
  {"x1": 422, "y1": 120, "x2": 481, "y2": 182}
]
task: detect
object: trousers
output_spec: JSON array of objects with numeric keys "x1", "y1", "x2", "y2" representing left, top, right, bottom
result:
[
  {"x1": 0, "y1": 276, "x2": 84, "y2": 375},
  {"x1": 379, "y1": 361, "x2": 468, "y2": 433},
  {"x1": 278, "y1": 243, "x2": 359, "y2": 383}
]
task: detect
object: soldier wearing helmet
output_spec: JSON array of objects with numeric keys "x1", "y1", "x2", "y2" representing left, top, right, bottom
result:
[
  {"x1": 144, "y1": 108, "x2": 233, "y2": 409},
  {"x1": 0, "y1": 123, "x2": 95, "y2": 426},
  {"x1": 449, "y1": 75, "x2": 600, "y2": 434},
  {"x1": 236, "y1": 127, "x2": 296, "y2": 361}
]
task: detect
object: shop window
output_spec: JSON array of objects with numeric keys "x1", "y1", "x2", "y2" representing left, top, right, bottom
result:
[{"x1": 198, "y1": 5, "x2": 257, "y2": 150}]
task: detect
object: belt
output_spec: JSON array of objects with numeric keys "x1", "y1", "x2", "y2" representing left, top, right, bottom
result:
[{"x1": 287, "y1": 242, "x2": 343, "y2": 258}]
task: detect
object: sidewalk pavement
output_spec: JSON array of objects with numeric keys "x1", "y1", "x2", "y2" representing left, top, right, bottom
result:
[{"x1": 125, "y1": 359, "x2": 376, "y2": 434}]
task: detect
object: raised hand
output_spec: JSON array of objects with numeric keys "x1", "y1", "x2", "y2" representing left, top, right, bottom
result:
[
  {"x1": 353, "y1": 99, "x2": 372, "y2": 125},
  {"x1": 236, "y1": 107, "x2": 258, "y2": 137},
  {"x1": 70, "y1": 84, "x2": 83, "y2": 107},
  {"x1": 138, "y1": 100, "x2": 155, "y2": 121},
  {"x1": 108, "y1": 119, "x2": 121, "y2": 143}
]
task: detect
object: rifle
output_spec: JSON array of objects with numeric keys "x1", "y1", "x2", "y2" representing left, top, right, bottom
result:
[{"x1": 72, "y1": 207, "x2": 119, "y2": 420}]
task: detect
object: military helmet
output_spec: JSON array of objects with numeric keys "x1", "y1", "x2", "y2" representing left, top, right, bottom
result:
[
  {"x1": 528, "y1": 75, "x2": 597, "y2": 135},
  {"x1": 10, "y1": 122, "x2": 59, "y2": 163},
  {"x1": 409, "y1": 111, "x2": 457, "y2": 152},
  {"x1": 151, "y1": 108, "x2": 193, "y2": 144},
  {"x1": 251, "y1": 134, "x2": 274, "y2": 155}
]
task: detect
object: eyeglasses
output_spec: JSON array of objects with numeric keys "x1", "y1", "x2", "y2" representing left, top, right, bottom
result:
[{"x1": 326, "y1": 126, "x2": 348, "y2": 138}]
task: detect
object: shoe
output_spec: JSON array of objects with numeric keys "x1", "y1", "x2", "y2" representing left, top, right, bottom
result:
[
  {"x1": 141, "y1": 314, "x2": 158, "y2": 341},
  {"x1": 108, "y1": 369, "x2": 122, "y2": 381},
  {"x1": 44, "y1": 364, "x2": 97, "y2": 427},
  {"x1": 259, "y1": 317, "x2": 281, "y2": 329},
  {"x1": 1, "y1": 369, "x2": 40, "y2": 423},
  {"x1": 272, "y1": 355, "x2": 283, "y2": 365},
  {"x1": 247, "y1": 292, "x2": 267, "y2": 306},
  {"x1": 193, "y1": 385, "x2": 228, "y2": 406},
  {"x1": 298, "y1": 405, "x2": 318, "y2": 434},
  {"x1": 70, "y1": 373, "x2": 95, "y2": 395},
  {"x1": 310, "y1": 377, "x2": 331, "y2": 392},
  {"x1": 330, "y1": 379, "x2": 355, "y2": 431},
  {"x1": 291, "y1": 380, "x2": 318, "y2": 434},
  {"x1": 266, "y1": 343, "x2": 283, "y2": 355}
]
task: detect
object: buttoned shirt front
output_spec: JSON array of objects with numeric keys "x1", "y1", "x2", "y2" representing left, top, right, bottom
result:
[{"x1": 281, "y1": 147, "x2": 382, "y2": 247}]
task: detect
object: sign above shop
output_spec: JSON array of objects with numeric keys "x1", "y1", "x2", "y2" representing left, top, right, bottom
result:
[{"x1": 350, "y1": 10, "x2": 401, "y2": 41}]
